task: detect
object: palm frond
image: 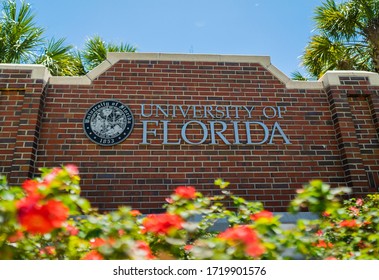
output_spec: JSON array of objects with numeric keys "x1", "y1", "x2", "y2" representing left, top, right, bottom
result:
[
  {"x1": 81, "y1": 35, "x2": 136, "y2": 72},
  {"x1": 291, "y1": 71, "x2": 312, "y2": 81},
  {"x1": 302, "y1": 0, "x2": 379, "y2": 77},
  {"x1": 34, "y1": 37, "x2": 80, "y2": 76},
  {"x1": 314, "y1": 0, "x2": 360, "y2": 41},
  {"x1": 0, "y1": 0, "x2": 43, "y2": 63},
  {"x1": 82, "y1": 35, "x2": 108, "y2": 71},
  {"x1": 302, "y1": 34, "x2": 358, "y2": 78}
]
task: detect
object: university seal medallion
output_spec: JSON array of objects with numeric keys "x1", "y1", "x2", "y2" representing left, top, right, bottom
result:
[{"x1": 83, "y1": 100, "x2": 134, "y2": 146}]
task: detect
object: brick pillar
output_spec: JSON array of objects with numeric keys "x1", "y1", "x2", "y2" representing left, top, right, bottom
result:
[
  {"x1": 321, "y1": 71, "x2": 379, "y2": 193},
  {"x1": 0, "y1": 64, "x2": 50, "y2": 185},
  {"x1": 370, "y1": 86, "x2": 379, "y2": 140},
  {"x1": 366, "y1": 81, "x2": 379, "y2": 187}
]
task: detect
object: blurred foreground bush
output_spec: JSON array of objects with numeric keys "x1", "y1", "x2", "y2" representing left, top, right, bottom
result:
[{"x1": 0, "y1": 166, "x2": 378, "y2": 260}]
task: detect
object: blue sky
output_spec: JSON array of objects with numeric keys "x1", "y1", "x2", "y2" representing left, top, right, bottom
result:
[{"x1": 26, "y1": 0, "x2": 323, "y2": 77}]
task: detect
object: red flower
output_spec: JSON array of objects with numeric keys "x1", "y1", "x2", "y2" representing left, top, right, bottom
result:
[
  {"x1": 90, "y1": 237, "x2": 115, "y2": 248},
  {"x1": 340, "y1": 220, "x2": 358, "y2": 228},
  {"x1": 130, "y1": 210, "x2": 142, "y2": 216},
  {"x1": 245, "y1": 242, "x2": 266, "y2": 258},
  {"x1": 315, "y1": 239, "x2": 333, "y2": 248},
  {"x1": 142, "y1": 213, "x2": 184, "y2": 235},
  {"x1": 251, "y1": 210, "x2": 274, "y2": 221},
  {"x1": 40, "y1": 246, "x2": 56, "y2": 256},
  {"x1": 322, "y1": 211, "x2": 331, "y2": 217},
  {"x1": 21, "y1": 180, "x2": 46, "y2": 197},
  {"x1": 90, "y1": 238, "x2": 107, "y2": 248},
  {"x1": 17, "y1": 198, "x2": 69, "y2": 234},
  {"x1": 134, "y1": 241, "x2": 154, "y2": 259},
  {"x1": 174, "y1": 186, "x2": 197, "y2": 199},
  {"x1": 218, "y1": 225, "x2": 265, "y2": 258},
  {"x1": 184, "y1": 244, "x2": 193, "y2": 251},
  {"x1": 7, "y1": 231, "x2": 24, "y2": 243},
  {"x1": 22, "y1": 180, "x2": 38, "y2": 195},
  {"x1": 81, "y1": 250, "x2": 103, "y2": 260},
  {"x1": 43, "y1": 200, "x2": 70, "y2": 228}
]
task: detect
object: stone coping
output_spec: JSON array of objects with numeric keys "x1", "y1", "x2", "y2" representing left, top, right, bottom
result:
[
  {"x1": 0, "y1": 63, "x2": 51, "y2": 85},
  {"x1": 1, "y1": 53, "x2": 379, "y2": 88}
]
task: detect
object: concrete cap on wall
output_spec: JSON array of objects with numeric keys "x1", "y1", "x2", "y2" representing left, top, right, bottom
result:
[
  {"x1": 105, "y1": 53, "x2": 325, "y2": 89},
  {"x1": 2, "y1": 53, "x2": 379, "y2": 89},
  {"x1": 0, "y1": 63, "x2": 51, "y2": 85},
  {"x1": 48, "y1": 52, "x2": 325, "y2": 89},
  {"x1": 320, "y1": 70, "x2": 379, "y2": 87}
]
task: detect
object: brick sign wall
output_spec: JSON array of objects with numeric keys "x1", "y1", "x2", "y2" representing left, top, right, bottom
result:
[{"x1": 1, "y1": 53, "x2": 378, "y2": 213}]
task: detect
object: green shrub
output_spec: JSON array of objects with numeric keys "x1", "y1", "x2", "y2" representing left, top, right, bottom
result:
[{"x1": 1, "y1": 166, "x2": 378, "y2": 260}]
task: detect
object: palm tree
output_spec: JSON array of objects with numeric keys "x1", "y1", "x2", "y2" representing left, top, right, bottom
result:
[
  {"x1": 81, "y1": 35, "x2": 137, "y2": 72},
  {"x1": 301, "y1": 0, "x2": 379, "y2": 78},
  {"x1": 0, "y1": 0, "x2": 43, "y2": 63},
  {"x1": 34, "y1": 38, "x2": 86, "y2": 76},
  {"x1": 0, "y1": 1, "x2": 136, "y2": 75},
  {"x1": 291, "y1": 70, "x2": 313, "y2": 81}
]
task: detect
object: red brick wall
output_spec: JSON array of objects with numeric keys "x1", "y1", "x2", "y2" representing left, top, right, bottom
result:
[
  {"x1": 0, "y1": 66, "x2": 47, "y2": 183},
  {"x1": 1, "y1": 54, "x2": 378, "y2": 213},
  {"x1": 322, "y1": 74, "x2": 379, "y2": 193},
  {"x1": 350, "y1": 96, "x2": 379, "y2": 187},
  {"x1": 0, "y1": 89, "x2": 24, "y2": 175}
]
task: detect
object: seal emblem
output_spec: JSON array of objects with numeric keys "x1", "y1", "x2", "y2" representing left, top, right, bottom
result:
[{"x1": 83, "y1": 100, "x2": 134, "y2": 146}]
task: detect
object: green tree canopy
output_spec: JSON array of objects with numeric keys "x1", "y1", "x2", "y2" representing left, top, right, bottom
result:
[
  {"x1": 301, "y1": 0, "x2": 379, "y2": 79},
  {"x1": 0, "y1": 0, "x2": 43, "y2": 63},
  {"x1": 0, "y1": 0, "x2": 136, "y2": 75},
  {"x1": 82, "y1": 35, "x2": 137, "y2": 72},
  {"x1": 34, "y1": 38, "x2": 86, "y2": 76}
]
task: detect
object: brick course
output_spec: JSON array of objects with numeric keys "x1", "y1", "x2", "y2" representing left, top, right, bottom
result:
[{"x1": 1, "y1": 54, "x2": 378, "y2": 213}]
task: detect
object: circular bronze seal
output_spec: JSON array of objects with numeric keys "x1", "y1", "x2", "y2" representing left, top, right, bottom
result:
[{"x1": 83, "y1": 100, "x2": 134, "y2": 146}]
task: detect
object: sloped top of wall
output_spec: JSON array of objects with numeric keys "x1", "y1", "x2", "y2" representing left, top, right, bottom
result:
[
  {"x1": 1, "y1": 52, "x2": 379, "y2": 88},
  {"x1": 49, "y1": 53, "x2": 323, "y2": 89}
]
